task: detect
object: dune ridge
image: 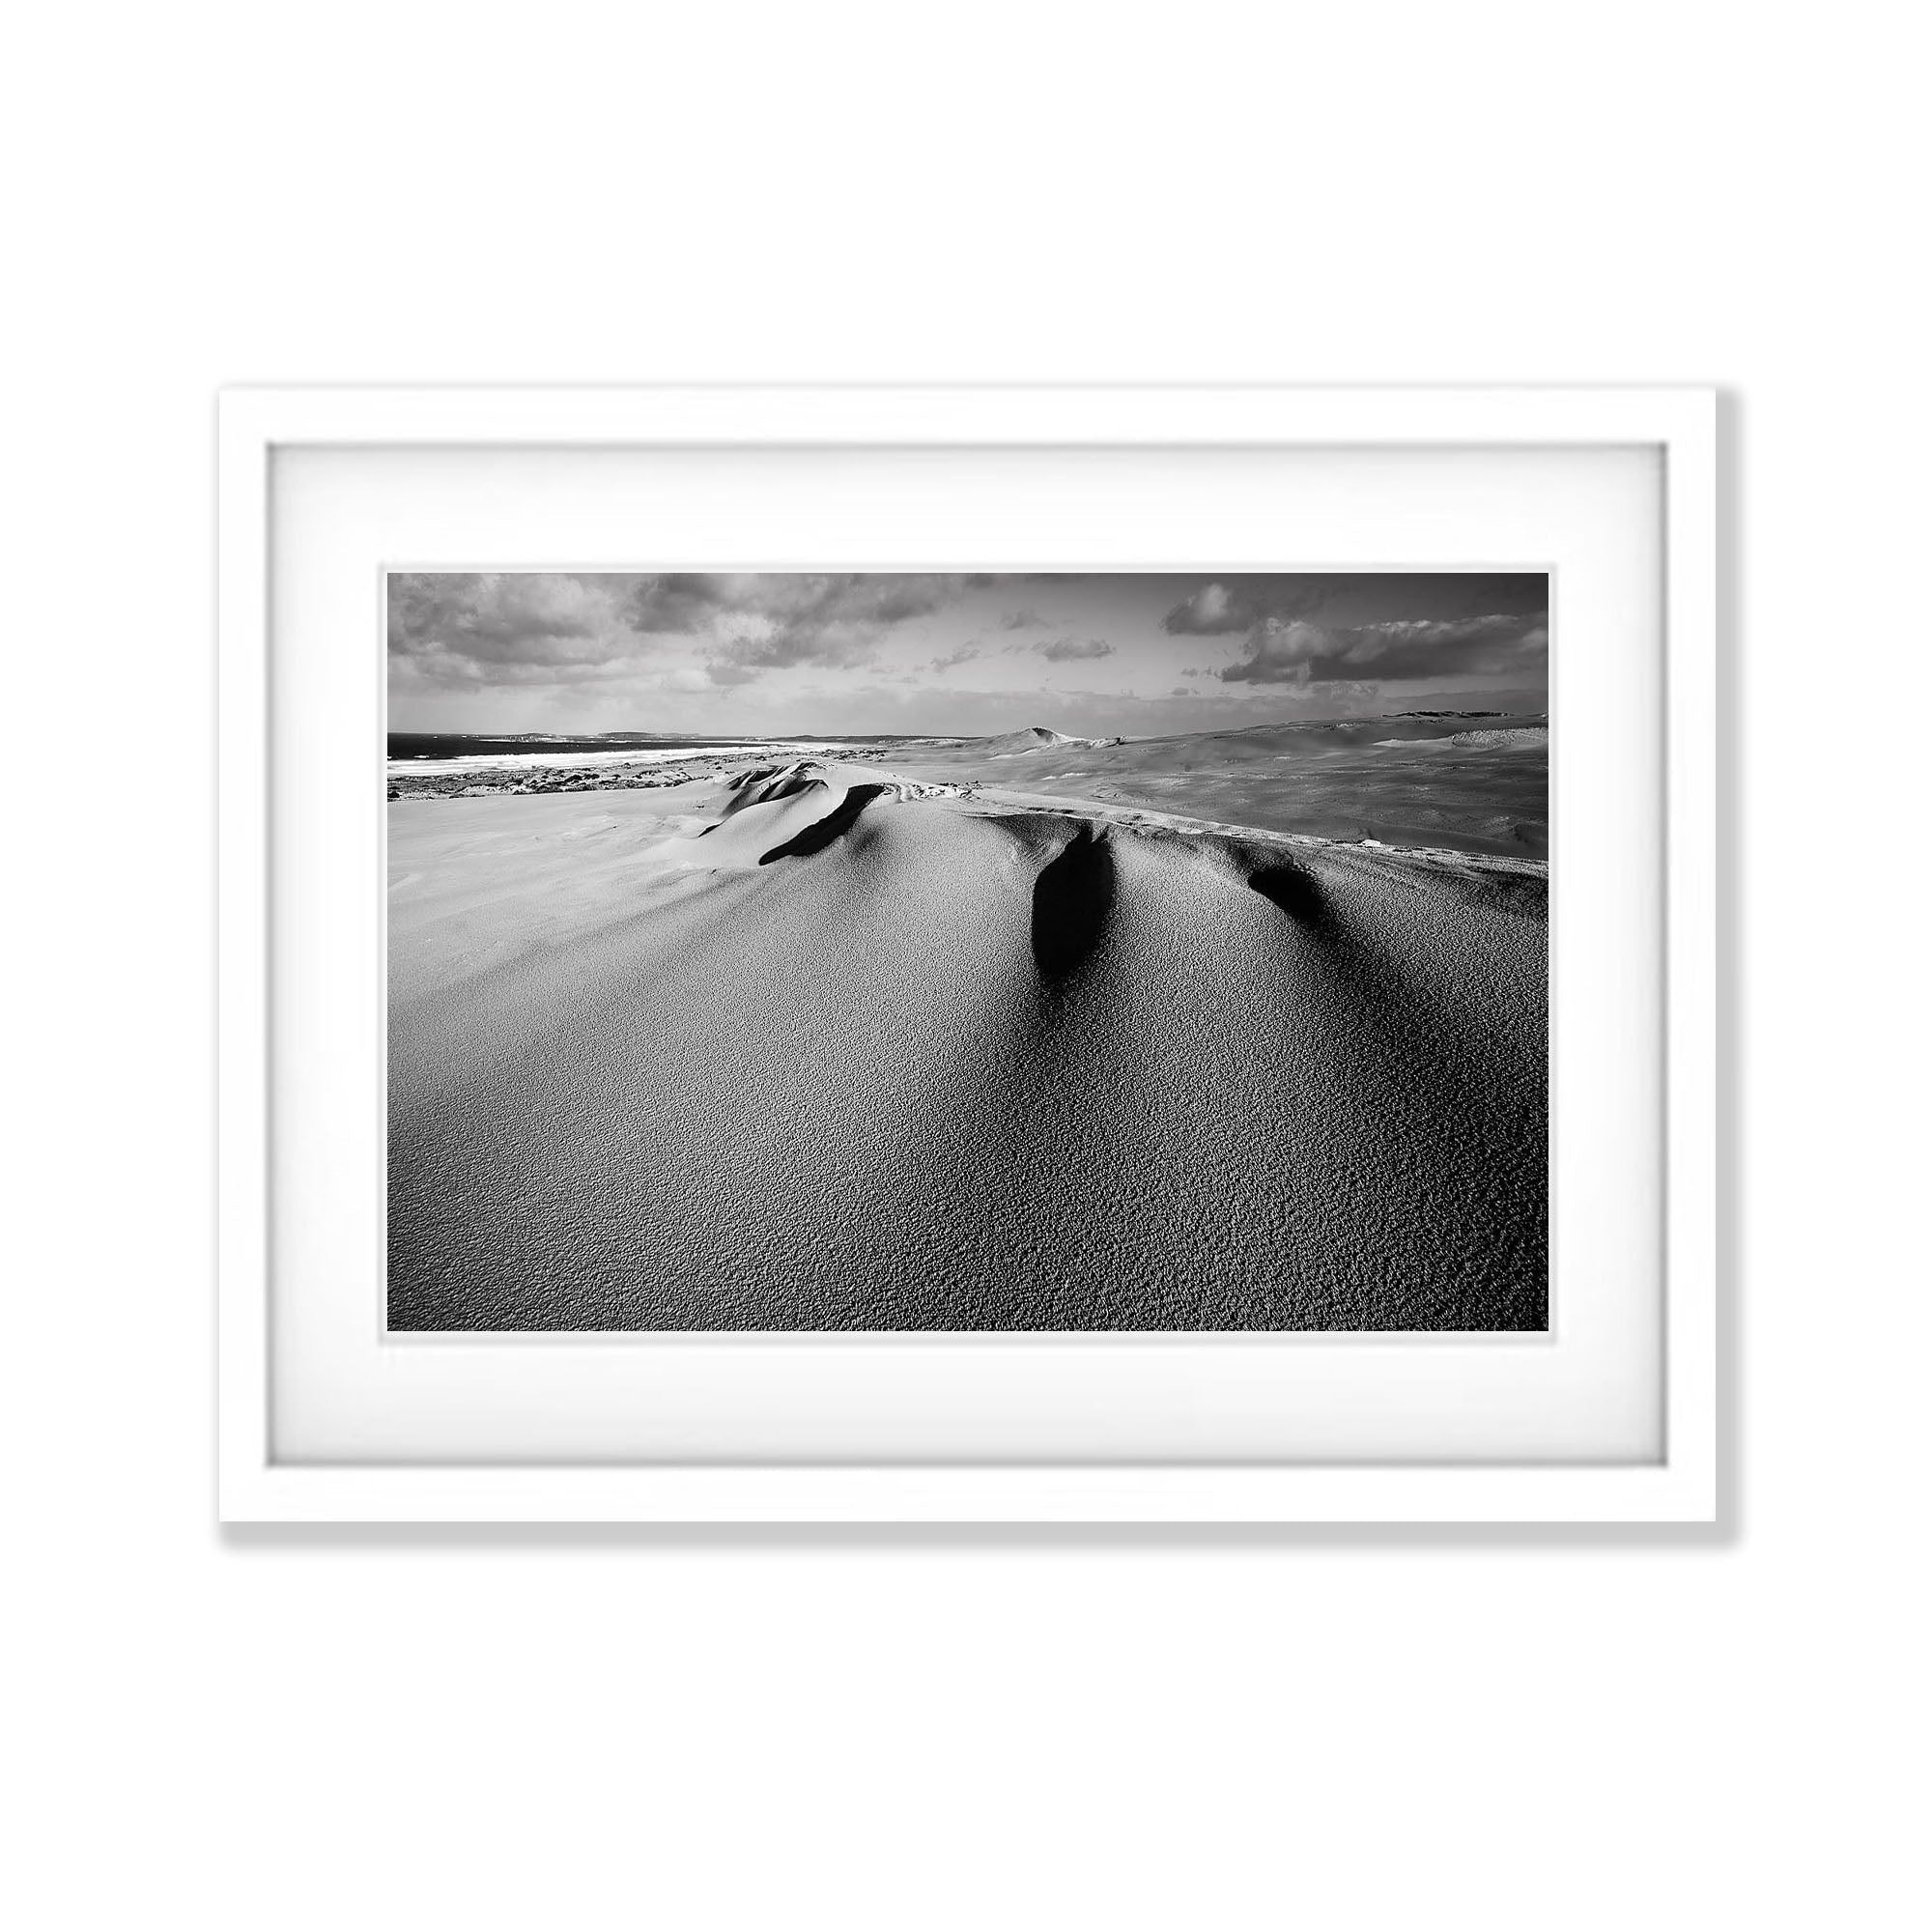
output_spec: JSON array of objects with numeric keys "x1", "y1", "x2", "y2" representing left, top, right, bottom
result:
[
  {"x1": 385, "y1": 714, "x2": 1548, "y2": 858},
  {"x1": 388, "y1": 758, "x2": 1548, "y2": 1331}
]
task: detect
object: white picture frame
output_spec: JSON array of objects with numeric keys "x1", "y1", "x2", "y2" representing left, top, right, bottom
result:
[{"x1": 218, "y1": 384, "x2": 1717, "y2": 1523}]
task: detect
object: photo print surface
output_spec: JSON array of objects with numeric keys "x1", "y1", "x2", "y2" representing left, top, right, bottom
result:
[{"x1": 386, "y1": 571, "x2": 1549, "y2": 1330}]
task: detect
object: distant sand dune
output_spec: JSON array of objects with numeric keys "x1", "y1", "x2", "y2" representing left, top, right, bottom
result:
[
  {"x1": 889, "y1": 717, "x2": 1549, "y2": 858},
  {"x1": 388, "y1": 762, "x2": 1547, "y2": 1330}
]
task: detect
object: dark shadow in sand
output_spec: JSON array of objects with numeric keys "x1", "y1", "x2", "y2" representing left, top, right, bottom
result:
[
  {"x1": 758, "y1": 784, "x2": 891, "y2": 864},
  {"x1": 1030, "y1": 827, "x2": 1115, "y2": 980},
  {"x1": 1246, "y1": 862, "x2": 1340, "y2": 940}
]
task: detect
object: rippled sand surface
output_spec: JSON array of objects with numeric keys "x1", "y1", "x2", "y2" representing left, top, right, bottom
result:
[{"x1": 388, "y1": 762, "x2": 1547, "y2": 1330}]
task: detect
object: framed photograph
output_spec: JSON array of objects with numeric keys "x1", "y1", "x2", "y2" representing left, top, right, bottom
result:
[{"x1": 218, "y1": 385, "x2": 1717, "y2": 1522}]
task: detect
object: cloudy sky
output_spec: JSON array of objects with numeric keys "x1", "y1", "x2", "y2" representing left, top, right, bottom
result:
[{"x1": 388, "y1": 571, "x2": 1548, "y2": 737}]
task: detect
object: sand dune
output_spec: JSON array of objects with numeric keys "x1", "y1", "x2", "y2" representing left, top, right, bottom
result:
[
  {"x1": 385, "y1": 715, "x2": 1548, "y2": 857},
  {"x1": 975, "y1": 724, "x2": 1122, "y2": 756},
  {"x1": 388, "y1": 759, "x2": 1547, "y2": 1330}
]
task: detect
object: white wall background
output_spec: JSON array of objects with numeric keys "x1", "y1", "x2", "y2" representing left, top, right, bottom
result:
[{"x1": 5, "y1": 5, "x2": 1923, "y2": 1928}]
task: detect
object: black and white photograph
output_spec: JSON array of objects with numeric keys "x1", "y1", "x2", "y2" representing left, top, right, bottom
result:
[{"x1": 386, "y1": 569, "x2": 1550, "y2": 1331}]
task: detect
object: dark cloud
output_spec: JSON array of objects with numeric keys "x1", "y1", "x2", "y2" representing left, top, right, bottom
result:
[
  {"x1": 1009, "y1": 636, "x2": 1115, "y2": 663},
  {"x1": 623, "y1": 573, "x2": 980, "y2": 684},
  {"x1": 1163, "y1": 579, "x2": 1330, "y2": 636},
  {"x1": 388, "y1": 573, "x2": 635, "y2": 674},
  {"x1": 928, "y1": 643, "x2": 981, "y2": 673},
  {"x1": 1218, "y1": 614, "x2": 1548, "y2": 686},
  {"x1": 1162, "y1": 573, "x2": 1548, "y2": 638},
  {"x1": 621, "y1": 573, "x2": 978, "y2": 639},
  {"x1": 997, "y1": 609, "x2": 1048, "y2": 631},
  {"x1": 1159, "y1": 575, "x2": 1549, "y2": 693},
  {"x1": 388, "y1": 571, "x2": 984, "y2": 691},
  {"x1": 386, "y1": 574, "x2": 683, "y2": 696}
]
